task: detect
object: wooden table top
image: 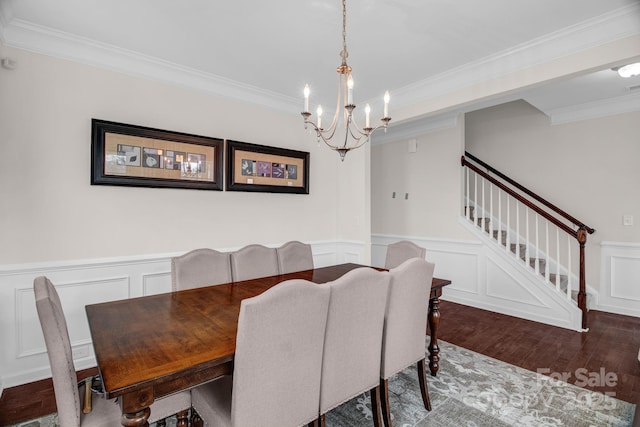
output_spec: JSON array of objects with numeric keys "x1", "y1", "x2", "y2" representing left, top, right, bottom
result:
[{"x1": 86, "y1": 263, "x2": 451, "y2": 400}]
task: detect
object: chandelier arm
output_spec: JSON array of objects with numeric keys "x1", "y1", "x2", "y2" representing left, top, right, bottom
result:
[
  {"x1": 305, "y1": 118, "x2": 344, "y2": 150},
  {"x1": 348, "y1": 113, "x2": 369, "y2": 137}
]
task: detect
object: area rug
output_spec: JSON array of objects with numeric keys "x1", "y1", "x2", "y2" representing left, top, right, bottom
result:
[
  {"x1": 326, "y1": 339, "x2": 635, "y2": 427},
  {"x1": 8, "y1": 340, "x2": 636, "y2": 427}
]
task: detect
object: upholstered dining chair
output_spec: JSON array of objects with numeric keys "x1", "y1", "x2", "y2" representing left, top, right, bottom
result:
[
  {"x1": 190, "y1": 279, "x2": 331, "y2": 427},
  {"x1": 384, "y1": 240, "x2": 427, "y2": 269},
  {"x1": 34, "y1": 276, "x2": 191, "y2": 427},
  {"x1": 230, "y1": 244, "x2": 279, "y2": 281},
  {"x1": 171, "y1": 248, "x2": 232, "y2": 291},
  {"x1": 379, "y1": 258, "x2": 436, "y2": 427},
  {"x1": 276, "y1": 240, "x2": 314, "y2": 274},
  {"x1": 318, "y1": 267, "x2": 391, "y2": 427}
]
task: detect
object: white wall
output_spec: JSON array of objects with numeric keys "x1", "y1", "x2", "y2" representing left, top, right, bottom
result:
[
  {"x1": 465, "y1": 100, "x2": 640, "y2": 290},
  {"x1": 371, "y1": 114, "x2": 474, "y2": 240},
  {"x1": 0, "y1": 45, "x2": 365, "y2": 263}
]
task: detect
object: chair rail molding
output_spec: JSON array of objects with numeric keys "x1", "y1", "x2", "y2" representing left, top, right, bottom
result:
[
  {"x1": 598, "y1": 241, "x2": 640, "y2": 318},
  {"x1": 0, "y1": 239, "x2": 364, "y2": 390}
]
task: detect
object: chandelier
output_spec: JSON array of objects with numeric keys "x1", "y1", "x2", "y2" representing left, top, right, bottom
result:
[{"x1": 301, "y1": 0, "x2": 391, "y2": 161}]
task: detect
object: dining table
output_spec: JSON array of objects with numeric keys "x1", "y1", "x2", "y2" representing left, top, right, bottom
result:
[{"x1": 85, "y1": 263, "x2": 451, "y2": 426}]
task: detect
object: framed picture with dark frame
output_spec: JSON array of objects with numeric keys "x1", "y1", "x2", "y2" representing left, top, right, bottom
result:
[
  {"x1": 226, "y1": 140, "x2": 309, "y2": 194},
  {"x1": 91, "y1": 119, "x2": 223, "y2": 191}
]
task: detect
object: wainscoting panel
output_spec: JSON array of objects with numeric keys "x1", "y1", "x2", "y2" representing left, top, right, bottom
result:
[
  {"x1": 598, "y1": 242, "x2": 640, "y2": 317},
  {"x1": 143, "y1": 272, "x2": 172, "y2": 295},
  {"x1": 372, "y1": 234, "x2": 583, "y2": 331},
  {"x1": 371, "y1": 234, "x2": 483, "y2": 299},
  {"x1": 0, "y1": 240, "x2": 363, "y2": 392}
]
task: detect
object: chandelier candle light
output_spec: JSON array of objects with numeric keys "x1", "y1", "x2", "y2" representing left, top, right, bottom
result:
[{"x1": 301, "y1": 0, "x2": 391, "y2": 161}]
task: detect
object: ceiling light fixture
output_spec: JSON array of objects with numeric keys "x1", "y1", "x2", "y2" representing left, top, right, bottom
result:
[
  {"x1": 301, "y1": 0, "x2": 391, "y2": 161},
  {"x1": 616, "y1": 63, "x2": 640, "y2": 78}
]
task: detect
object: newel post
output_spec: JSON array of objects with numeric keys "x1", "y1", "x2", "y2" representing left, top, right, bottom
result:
[{"x1": 577, "y1": 227, "x2": 588, "y2": 330}]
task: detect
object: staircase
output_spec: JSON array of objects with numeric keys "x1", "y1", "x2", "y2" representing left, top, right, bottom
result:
[
  {"x1": 461, "y1": 153, "x2": 595, "y2": 330},
  {"x1": 466, "y1": 205, "x2": 573, "y2": 297}
]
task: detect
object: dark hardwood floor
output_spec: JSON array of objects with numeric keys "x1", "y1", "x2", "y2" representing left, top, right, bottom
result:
[
  {"x1": 1, "y1": 301, "x2": 638, "y2": 426},
  {"x1": 435, "y1": 301, "x2": 640, "y2": 405}
]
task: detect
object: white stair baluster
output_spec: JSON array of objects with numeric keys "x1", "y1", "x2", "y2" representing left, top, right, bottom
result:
[
  {"x1": 545, "y1": 221, "x2": 550, "y2": 282},
  {"x1": 489, "y1": 183, "x2": 493, "y2": 237},
  {"x1": 567, "y1": 235, "x2": 572, "y2": 300},
  {"x1": 506, "y1": 195, "x2": 510, "y2": 253},
  {"x1": 498, "y1": 191, "x2": 502, "y2": 244},
  {"x1": 474, "y1": 172, "x2": 478, "y2": 227},
  {"x1": 481, "y1": 176, "x2": 486, "y2": 232},
  {"x1": 516, "y1": 203, "x2": 520, "y2": 260},
  {"x1": 535, "y1": 213, "x2": 540, "y2": 274},
  {"x1": 525, "y1": 207, "x2": 530, "y2": 268},
  {"x1": 465, "y1": 167, "x2": 470, "y2": 220},
  {"x1": 556, "y1": 227, "x2": 561, "y2": 291}
]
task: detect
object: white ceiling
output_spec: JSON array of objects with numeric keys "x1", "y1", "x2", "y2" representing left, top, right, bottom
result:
[{"x1": 1, "y1": 0, "x2": 639, "y2": 129}]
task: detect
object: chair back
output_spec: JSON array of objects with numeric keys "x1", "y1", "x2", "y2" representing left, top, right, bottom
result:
[
  {"x1": 319, "y1": 267, "x2": 390, "y2": 414},
  {"x1": 34, "y1": 276, "x2": 81, "y2": 427},
  {"x1": 381, "y1": 258, "x2": 435, "y2": 379},
  {"x1": 231, "y1": 279, "x2": 330, "y2": 427},
  {"x1": 276, "y1": 241, "x2": 314, "y2": 274},
  {"x1": 230, "y1": 244, "x2": 279, "y2": 281},
  {"x1": 171, "y1": 248, "x2": 232, "y2": 291},
  {"x1": 384, "y1": 240, "x2": 426, "y2": 269}
]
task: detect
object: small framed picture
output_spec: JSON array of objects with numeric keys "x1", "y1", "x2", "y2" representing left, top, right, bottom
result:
[{"x1": 226, "y1": 140, "x2": 309, "y2": 194}]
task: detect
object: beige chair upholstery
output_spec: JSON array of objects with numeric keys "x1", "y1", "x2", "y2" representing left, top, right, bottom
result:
[
  {"x1": 276, "y1": 241, "x2": 314, "y2": 274},
  {"x1": 379, "y1": 258, "x2": 436, "y2": 427},
  {"x1": 230, "y1": 244, "x2": 279, "y2": 281},
  {"x1": 34, "y1": 276, "x2": 191, "y2": 427},
  {"x1": 384, "y1": 240, "x2": 427, "y2": 269},
  {"x1": 191, "y1": 279, "x2": 331, "y2": 427},
  {"x1": 318, "y1": 267, "x2": 391, "y2": 427},
  {"x1": 171, "y1": 248, "x2": 232, "y2": 291}
]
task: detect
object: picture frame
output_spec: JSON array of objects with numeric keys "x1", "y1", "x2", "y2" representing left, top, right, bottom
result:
[
  {"x1": 91, "y1": 119, "x2": 223, "y2": 191},
  {"x1": 226, "y1": 140, "x2": 309, "y2": 194}
]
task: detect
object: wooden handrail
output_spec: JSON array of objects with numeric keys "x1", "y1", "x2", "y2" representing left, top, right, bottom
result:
[
  {"x1": 462, "y1": 156, "x2": 577, "y2": 239},
  {"x1": 464, "y1": 152, "x2": 595, "y2": 234}
]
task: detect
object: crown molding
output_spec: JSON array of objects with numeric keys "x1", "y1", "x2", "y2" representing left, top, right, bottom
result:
[
  {"x1": 0, "y1": 0, "x2": 13, "y2": 44},
  {"x1": 547, "y1": 91, "x2": 640, "y2": 125},
  {"x1": 1, "y1": 3, "x2": 638, "y2": 120},
  {"x1": 391, "y1": 3, "x2": 640, "y2": 112},
  {"x1": 2, "y1": 18, "x2": 300, "y2": 114}
]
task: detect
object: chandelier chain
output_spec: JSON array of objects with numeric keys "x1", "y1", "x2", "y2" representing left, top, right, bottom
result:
[{"x1": 341, "y1": 0, "x2": 348, "y2": 66}]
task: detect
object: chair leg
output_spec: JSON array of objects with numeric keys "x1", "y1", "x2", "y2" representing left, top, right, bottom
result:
[
  {"x1": 176, "y1": 409, "x2": 189, "y2": 427},
  {"x1": 370, "y1": 385, "x2": 383, "y2": 427},
  {"x1": 318, "y1": 413, "x2": 326, "y2": 427},
  {"x1": 417, "y1": 358, "x2": 432, "y2": 411},
  {"x1": 191, "y1": 408, "x2": 204, "y2": 427},
  {"x1": 379, "y1": 378, "x2": 392, "y2": 427}
]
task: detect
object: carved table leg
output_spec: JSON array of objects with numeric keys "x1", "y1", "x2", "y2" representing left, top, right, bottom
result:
[
  {"x1": 120, "y1": 408, "x2": 150, "y2": 427},
  {"x1": 120, "y1": 388, "x2": 153, "y2": 427},
  {"x1": 427, "y1": 294, "x2": 441, "y2": 376}
]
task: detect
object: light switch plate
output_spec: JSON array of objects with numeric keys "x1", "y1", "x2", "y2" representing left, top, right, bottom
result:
[{"x1": 623, "y1": 215, "x2": 633, "y2": 226}]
